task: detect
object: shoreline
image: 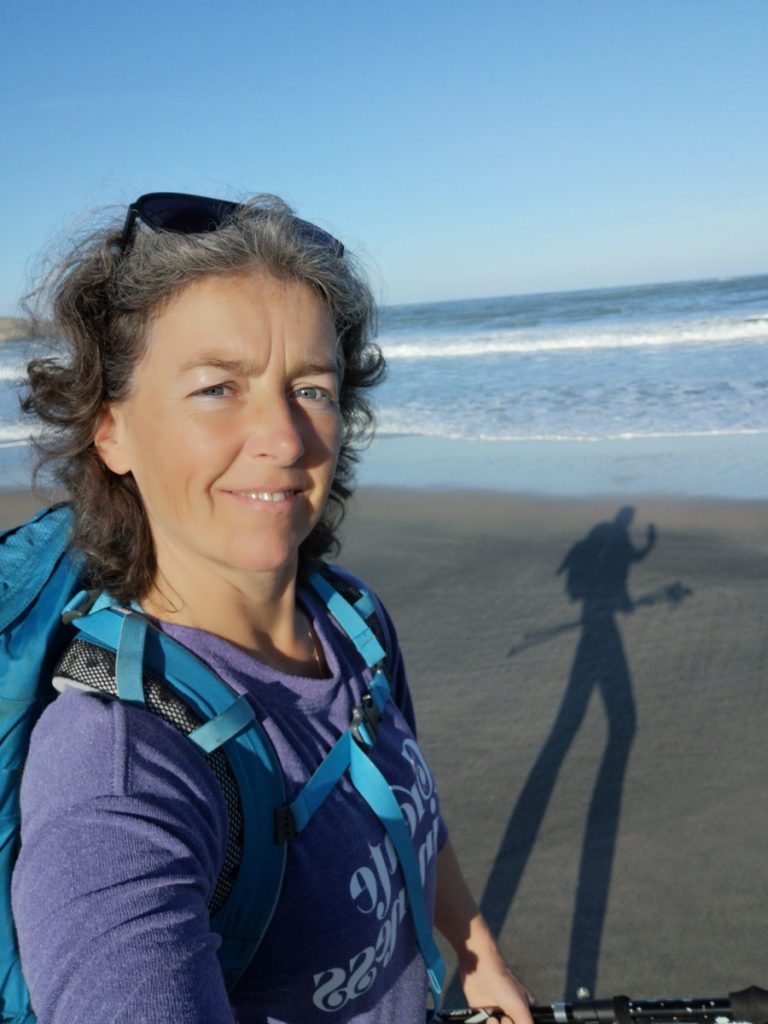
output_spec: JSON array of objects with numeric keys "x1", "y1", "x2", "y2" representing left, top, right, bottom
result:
[
  {"x1": 4, "y1": 482, "x2": 768, "y2": 532},
  {"x1": 5, "y1": 429, "x2": 768, "y2": 504},
  {"x1": 357, "y1": 431, "x2": 768, "y2": 500}
]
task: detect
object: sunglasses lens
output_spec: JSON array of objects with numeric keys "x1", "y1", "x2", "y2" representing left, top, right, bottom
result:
[{"x1": 136, "y1": 193, "x2": 238, "y2": 234}]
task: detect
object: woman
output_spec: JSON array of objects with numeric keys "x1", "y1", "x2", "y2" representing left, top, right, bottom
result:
[{"x1": 12, "y1": 193, "x2": 532, "y2": 1023}]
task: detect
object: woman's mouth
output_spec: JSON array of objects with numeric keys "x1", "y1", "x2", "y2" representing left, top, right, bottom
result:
[{"x1": 228, "y1": 489, "x2": 300, "y2": 503}]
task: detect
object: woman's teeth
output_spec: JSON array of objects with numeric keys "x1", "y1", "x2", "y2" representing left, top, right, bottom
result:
[{"x1": 239, "y1": 490, "x2": 296, "y2": 502}]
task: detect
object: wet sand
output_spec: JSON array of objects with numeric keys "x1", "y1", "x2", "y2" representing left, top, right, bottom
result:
[
  {"x1": 339, "y1": 489, "x2": 768, "y2": 1001},
  {"x1": 3, "y1": 486, "x2": 767, "y2": 1001}
]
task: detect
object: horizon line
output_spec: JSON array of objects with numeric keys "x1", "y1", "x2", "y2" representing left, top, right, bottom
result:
[{"x1": 1, "y1": 269, "x2": 766, "y2": 323}]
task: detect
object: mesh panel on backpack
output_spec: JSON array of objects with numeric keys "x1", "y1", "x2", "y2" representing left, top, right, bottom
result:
[{"x1": 55, "y1": 638, "x2": 243, "y2": 916}]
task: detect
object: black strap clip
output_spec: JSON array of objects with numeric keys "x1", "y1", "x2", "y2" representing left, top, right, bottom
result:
[
  {"x1": 61, "y1": 589, "x2": 101, "y2": 625},
  {"x1": 350, "y1": 692, "x2": 382, "y2": 749},
  {"x1": 274, "y1": 805, "x2": 299, "y2": 844}
]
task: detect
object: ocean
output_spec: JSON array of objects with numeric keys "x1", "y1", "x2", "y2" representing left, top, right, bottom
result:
[
  {"x1": 2, "y1": 274, "x2": 767, "y2": 497},
  {"x1": 375, "y1": 274, "x2": 768, "y2": 443}
]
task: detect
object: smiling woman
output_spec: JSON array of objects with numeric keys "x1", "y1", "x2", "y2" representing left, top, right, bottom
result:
[
  {"x1": 22, "y1": 194, "x2": 381, "y2": 604},
  {"x1": 93, "y1": 274, "x2": 343, "y2": 652},
  {"x1": 9, "y1": 193, "x2": 533, "y2": 1024}
]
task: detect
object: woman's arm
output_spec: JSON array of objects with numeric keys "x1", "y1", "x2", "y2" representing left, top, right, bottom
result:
[
  {"x1": 435, "y1": 840, "x2": 534, "y2": 1024},
  {"x1": 12, "y1": 690, "x2": 234, "y2": 1024}
]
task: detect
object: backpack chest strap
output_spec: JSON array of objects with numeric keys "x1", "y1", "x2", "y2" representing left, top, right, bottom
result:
[
  {"x1": 274, "y1": 680, "x2": 444, "y2": 1007},
  {"x1": 277, "y1": 668, "x2": 391, "y2": 840},
  {"x1": 279, "y1": 573, "x2": 445, "y2": 1009}
]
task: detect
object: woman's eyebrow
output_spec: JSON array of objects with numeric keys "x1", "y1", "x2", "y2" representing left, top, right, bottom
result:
[
  {"x1": 179, "y1": 356, "x2": 257, "y2": 375},
  {"x1": 292, "y1": 359, "x2": 340, "y2": 377},
  {"x1": 178, "y1": 355, "x2": 339, "y2": 376}
]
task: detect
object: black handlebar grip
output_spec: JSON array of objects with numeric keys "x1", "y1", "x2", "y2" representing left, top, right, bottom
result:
[{"x1": 730, "y1": 987, "x2": 768, "y2": 1024}]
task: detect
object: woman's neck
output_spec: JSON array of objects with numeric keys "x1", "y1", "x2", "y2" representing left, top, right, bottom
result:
[{"x1": 139, "y1": 553, "x2": 323, "y2": 675}]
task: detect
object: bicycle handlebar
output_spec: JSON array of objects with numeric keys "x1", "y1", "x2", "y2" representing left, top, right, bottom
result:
[{"x1": 435, "y1": 986, "x2": 768, "y2": 1024}]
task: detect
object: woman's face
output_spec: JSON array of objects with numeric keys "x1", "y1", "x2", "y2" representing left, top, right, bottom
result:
[{"x1": 96, "y1": 272, "x2": 342, "y2": 592}]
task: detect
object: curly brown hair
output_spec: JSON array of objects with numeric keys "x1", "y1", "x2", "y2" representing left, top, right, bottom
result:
[{"x1": 22, "y1": 194, "x2": 385, "y2": 603}]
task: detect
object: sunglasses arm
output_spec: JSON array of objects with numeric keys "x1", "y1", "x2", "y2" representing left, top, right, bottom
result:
[{"x1": 118, "y1": 207, "x2": 139, "y2": 254}]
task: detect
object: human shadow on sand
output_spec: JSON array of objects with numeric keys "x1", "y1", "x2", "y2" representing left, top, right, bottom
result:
[{"x1": 473, "y1": 507, "x2": 692, "y2": 1001}]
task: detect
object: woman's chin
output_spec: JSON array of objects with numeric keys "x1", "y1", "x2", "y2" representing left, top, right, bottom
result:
[{"x1": 224, "y1": 545, "x2": 301, "y2": 580}]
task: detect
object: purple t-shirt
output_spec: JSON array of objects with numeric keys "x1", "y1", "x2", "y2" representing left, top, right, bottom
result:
[{"x1": 12, "y1": 568, "x2": 447, "y2": 1024}]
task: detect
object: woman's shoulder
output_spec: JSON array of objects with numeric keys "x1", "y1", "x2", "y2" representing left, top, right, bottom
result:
[{"x1": 22, "y1": 687, "x2": 226, "y2": 831}]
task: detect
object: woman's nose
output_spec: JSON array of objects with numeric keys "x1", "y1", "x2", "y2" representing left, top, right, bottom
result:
[{"x1": 242, "y1": 396, "x2": 305, "y2": 464}]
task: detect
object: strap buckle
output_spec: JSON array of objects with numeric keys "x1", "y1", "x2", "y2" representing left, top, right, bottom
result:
[{"x1": 350, "y1": 692, "x2": 382, "y2": 749}]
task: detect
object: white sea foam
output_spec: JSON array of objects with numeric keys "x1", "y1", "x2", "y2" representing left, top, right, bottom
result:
[
  {"x1": 0, "y1": 362, "x2": 26, "y2": 382},
  {"x1": 380, "y1": 316, "x2": 768, "y2": 361},
  {"x1": 375, "y1": 425, "x2": 768, "y2": 444},
  {"x1": 0, "y1": 423, "x2": 31, "y2": 446},
  {"x1": 1, "y1": 276, "x2": 765, "y2": 478}
]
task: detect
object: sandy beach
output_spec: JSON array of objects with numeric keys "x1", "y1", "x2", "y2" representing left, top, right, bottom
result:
[
  {"x1": 3, "y1": 485, "x2": 767, "y2": 1002},
  {"x1": 340, "y1": 489, "x2": 768, "y2": 1001}
]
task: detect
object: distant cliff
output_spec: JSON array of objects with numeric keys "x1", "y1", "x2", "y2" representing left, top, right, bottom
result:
[{"x1": 0, "y1": 317, "x2": 31, "y2": 342}]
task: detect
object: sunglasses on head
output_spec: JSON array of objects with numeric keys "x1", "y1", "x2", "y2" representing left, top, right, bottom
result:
[{"x1": 119, "y1": 191, "x2": 345, "y2": 257}]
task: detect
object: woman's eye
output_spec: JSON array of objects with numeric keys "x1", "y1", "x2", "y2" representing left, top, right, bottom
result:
[
  {"x1": 293, "y1": 385, "x2": 335, "y2": 404},
  {"x1": 193, "y1": 383, "x2": 232, "y2": 398}
]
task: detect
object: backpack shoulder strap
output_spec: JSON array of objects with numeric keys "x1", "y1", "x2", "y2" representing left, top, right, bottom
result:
[
  {"x1": 54, "y1": 637, "x2": 245, "y2": 918},
  {"x1": 309, "y1": 563, "x2": 387, "y2": 667},
  {"x1": 288, "y1": 567, "x2": 445, "y2": 1010},
  {"x1": 58, "y1": 594, "x2": 289, "y2": 992}
]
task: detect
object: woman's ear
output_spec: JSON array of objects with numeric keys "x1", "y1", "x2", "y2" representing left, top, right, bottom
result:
[{"x1": 94, "y1": 405, "x2": 131, "y2": 475}]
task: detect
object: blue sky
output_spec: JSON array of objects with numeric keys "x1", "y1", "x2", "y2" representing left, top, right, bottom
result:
[{"x1": 2, "y1": 0, "x2": 766, "y2": 311}]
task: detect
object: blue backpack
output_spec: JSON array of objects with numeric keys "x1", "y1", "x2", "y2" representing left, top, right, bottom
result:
[{"x1": 0, "y1": 504, "x2": 443, "y2": 1024}]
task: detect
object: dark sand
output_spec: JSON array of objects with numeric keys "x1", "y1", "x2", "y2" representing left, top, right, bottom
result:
[
  {"x1": 3, "y1": 487, "x2": 767, "y2": 1002},
  {"x1": 339, "y1": 490, "x2": 768, "y2": 1001}
]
